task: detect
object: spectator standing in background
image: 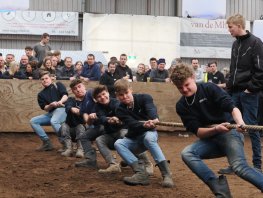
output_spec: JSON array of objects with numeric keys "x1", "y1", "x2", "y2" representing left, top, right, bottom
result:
[
  {"x1": 56, "y1": 57, "x2": 76, "y2": 80},
  {"x1": 0, "y1": 56, "x2": 6, "y2": 77},
  {"x1": 191, "y1": 58, "x2": 204, "y2": 84},
  {"x1": 19, "y1": 55, "x2": 29, "y2": 74},
  {"x1": 5, "y1": 54, "x2": 15, "y2": 71},
  {"x1": 207, "y1": 61, "x2": 226, "y2": 89},
  {"x1": 53, "y1": 50, "x2": 64, "y2": 68},
  {"x1": 2, "y1": 61, "x2": 26, "y2": 79},
  {"x1": 80, "y1": 54, "x2": 101, "y2": 81},
  {"x1": 218, "y1": 14, "x2": 263, "y2": 175},
  {"x1": 25, "y1": 46, "x2": 38, "y2": 63},
  {"x1": 134, "y1": 63, "x2": 145, "y2": 82},
  {"x1": 115, "y1": 54, "x2": 133, "y2": 82},
  {"x1": 33, "y1": 33, "x2": 52, "y2": 66},
  {"x1": 99, "y1": 61, "x2": 121, "y2": 98},
  {"x1": 150, "y1": 58, "x2": 170, "y2": 83},
  {"x1": 74, "y1": 61, "x2": 83, "y2": 79},
  {"x1": 143, "y1": 57, "x2": 158, "y2": 82}
]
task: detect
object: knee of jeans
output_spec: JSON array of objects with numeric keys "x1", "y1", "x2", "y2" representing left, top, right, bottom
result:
[
  {"x1": 143, "y1": 133, "x2": 157, "y2": 145},
  {"x1": 231, "y1": 160, "x2": 248, "y2": 174},
  {"x1": 95, "y1": 136, "x2": 104, "y2": 146},
  {"x1": 114, "y1": 139, "x2": 123, "y2": 150},
  {"x1": 76, "y1": 124, "x2": 86, "y2": 140},
  {"x1": 181, "y1": 145, "x2": 193, "y2": 162}
]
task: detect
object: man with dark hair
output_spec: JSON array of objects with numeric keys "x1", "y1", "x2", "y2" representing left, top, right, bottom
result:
[
  {"x1": 219, "y1": 13, "x2": 263, "y2": 175},
  {"x1": 115, "y1": 54, "x2": 133, "y2": 81},
  {"x1": 25, "y1": 46, "x2": 38, "y2": 63},
  {"x1": 143, "y1": 57, "x2": 158, "y2": 82},
  {"x1": 99, "y1": 61, "x2": 121, "y2": 98},
  {"x1": 80, "y1": 54, "x2": 101, "y2": 81},
  {"x1": 114, "y1": 79, "x2": 174, "y2": 187},
  {"x1": 33, "y1": 33, "x2": 52, "y2": 66},
  {"x1": 30, "y1": 71, "x2": 68, "y2": 151},
  {"x1": 59, "y1": 79, "x2": 87, "y2": 158},
  {"x1": 56, "y1": 57, "x2": 76, "y2": 80},
  {"x1": 170, "y1": 63, "x2": 263, "y2": 197},
  {"x1": 207, "y1": 61, "x2": 226, "y2": 89},
  {"x1": 149, "y1": 58, "x2": 170, "y2": 83}
]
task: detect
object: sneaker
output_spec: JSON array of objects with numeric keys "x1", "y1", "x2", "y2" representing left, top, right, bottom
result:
[
  {"x1": 75, "y1": 148, "x2": 84, "y2": 158},
  {"x1": 61, "y1": 148, "x2": 73, "y2": 157},
  {"x1": 98, "y1": 164, "x2": 121, "y2": 173},
  {"x1": 218, "y1": 166, "x2": 234, "y2": 175}
]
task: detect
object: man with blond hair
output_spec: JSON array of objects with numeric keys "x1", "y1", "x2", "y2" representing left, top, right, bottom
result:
[
  {"x1": 114, "y1": 79, "x2": 174, "y2": 188},
  {"x1": 219, "y1": 14, "x2": 263, "y2": 175}
]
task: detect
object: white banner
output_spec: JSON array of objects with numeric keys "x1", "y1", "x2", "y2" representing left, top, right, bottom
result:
[
  {"x1": 180, "y1": 18, "x2": 250, "y2": 59},
  {"x1": 0, "y1": 0, "x2": 29, "y2": 11},
  {"x1": 0, "y1": 11, "x2": 78, "y2": 36},
  {"x1": 83, "y1": 13, "x2": 180, "y2": 69}
]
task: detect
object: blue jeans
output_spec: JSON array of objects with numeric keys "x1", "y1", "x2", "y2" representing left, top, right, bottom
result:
[
  {"x1": 114, "y1": 130, "x2": 166, "y2": 165},
  {"x1": 181, "y1": 130, "x2": 263, "y2": 191},
  {"x1": 30, "y1": 107, "x2": 67, "y2": 141},
  {"x1": 231, "y1": 91, "x2": 262, "y2": 169}
]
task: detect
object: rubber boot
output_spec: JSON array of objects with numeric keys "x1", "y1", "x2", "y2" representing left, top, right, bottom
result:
[
  {"x1": 75, "y1": 140, "x2": 84, "y2": 158},
  {"x1": 123, "y1": 161, "x2": 149, "y2": 186},
  {"x1": 138, "y1": 152, "x2": 154, "y2": 176},
  {"x1": 157, "y1": 160, "x2": 174, "y2": 188},
  {"x1": 207, "y1": 175, "x2": 232, "y2": 198},
  {"x1": 75, "y1": 148, "x2": 97, "y2": 169},
  {"x1": 61, "y1": 139, "x2": 73, "y2": 157},
  {"x1": 36, "y1": 139, "x2": 54, "y2": 151}
]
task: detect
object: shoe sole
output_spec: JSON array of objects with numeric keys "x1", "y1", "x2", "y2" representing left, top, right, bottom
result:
[{"x1": 124, "y1": 180, "x2": 150, "y2": 186}]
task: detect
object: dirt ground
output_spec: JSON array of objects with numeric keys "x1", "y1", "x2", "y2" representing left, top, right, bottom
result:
[{"x1": 0, "y1": 132, "x2": 262, "y2": 198}]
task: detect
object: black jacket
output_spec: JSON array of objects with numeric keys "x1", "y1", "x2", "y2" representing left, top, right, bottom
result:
[
  {"x1": 227, "y1": 31, "x2": 263, "y2": 93},
  {"x1": 96, "y1": 98, "x2": 124, "y2": 134},
  {"x1": 116, "y1": 94, "x2": 158, "y2": 138},
  {"x1": 99, "y1": 71, "x2": 120, "y2": 98}
]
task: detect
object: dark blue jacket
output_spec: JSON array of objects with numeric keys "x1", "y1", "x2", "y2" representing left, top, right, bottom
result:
[
  {"x1": 116, "y1": 94, "x2": 158, "y2": 138},
  {"x1": 96, "y1": 98, "x2": 124, "y2": 134},
  {"x1": 80, "y1": 62, "x2": 101, "y2": 81},
  {"x1": 65, "y1": 97, "x2": 84, "y2": 127},
  {"x1": 176, "y1": 83, "x2": 235, "y2": 135}
]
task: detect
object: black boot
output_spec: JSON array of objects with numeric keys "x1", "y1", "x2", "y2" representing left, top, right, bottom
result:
[
  {"x1": 157, "y1": 160, "x2": 174, "y2": 188},
  {"x1": 207, "y1": 175, "x2": 232, "y2": 198},
  {"x1": 36, "y1": 139, "x2": 53, "y2": 151},
  {"x1": 75, "y1": 148, "x2": 97, "y2": 169},
  {"x1": 123, "y1": 161, "x2": 149, "y2": 186}
]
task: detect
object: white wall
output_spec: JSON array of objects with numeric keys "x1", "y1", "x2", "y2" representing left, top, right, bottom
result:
[{"x1": 82, "y1": 13, "x2": 181, "y2": 69}]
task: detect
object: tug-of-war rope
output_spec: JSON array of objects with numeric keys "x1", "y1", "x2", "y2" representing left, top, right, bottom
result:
[{"x1": 155, "y1": 121, "x2": 263, "y2": 131}]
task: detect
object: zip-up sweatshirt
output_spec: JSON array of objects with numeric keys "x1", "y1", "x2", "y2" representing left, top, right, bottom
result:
[{"x1": 227, "y1": 31, "x2": 263, "y2": 93}]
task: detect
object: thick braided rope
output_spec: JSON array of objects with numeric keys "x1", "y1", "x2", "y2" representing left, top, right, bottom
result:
[{"x1": 155, "y1": 122, "x2": 263, "y2": 131}]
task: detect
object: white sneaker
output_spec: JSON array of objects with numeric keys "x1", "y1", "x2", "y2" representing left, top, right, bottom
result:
[{"x1": 75, "y1": 148, "x2": 84, "y2": 158}]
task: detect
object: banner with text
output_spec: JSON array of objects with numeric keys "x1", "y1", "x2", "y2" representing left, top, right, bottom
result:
[
  {"x1": 180, "y1": 18, "x2": 233, "y2": 59},
  {"x1": 0, "y1": 11, "x2": 78, "y2": 36}
]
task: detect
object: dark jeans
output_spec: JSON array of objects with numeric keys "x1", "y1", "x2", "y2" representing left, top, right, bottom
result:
[
  {"x1": 232, "y1": 91, "x2": 262, "y2": 169},
  {"x1": 96, "y1": 129, "x2": 127, "y2": 164}
]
